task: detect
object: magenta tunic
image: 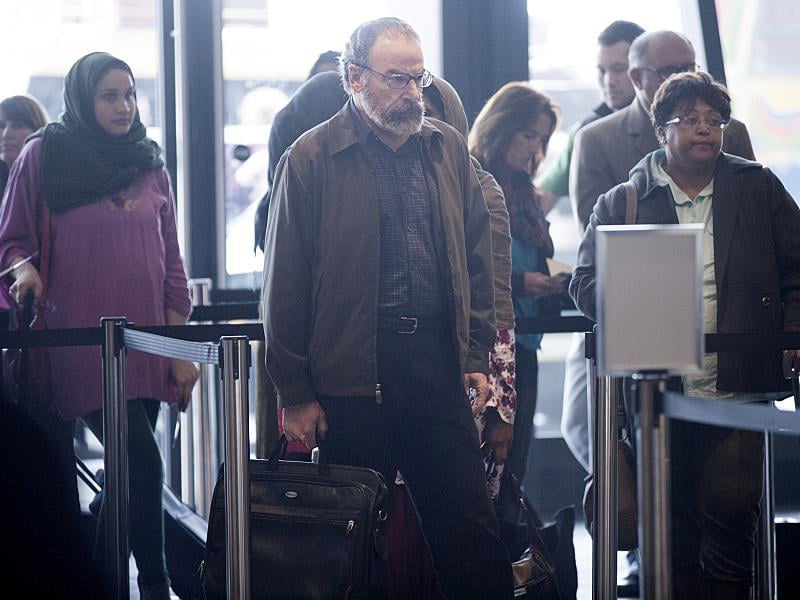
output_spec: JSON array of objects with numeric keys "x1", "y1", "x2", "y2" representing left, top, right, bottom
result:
[{"x1": 0, "y1": 139, "x2": 192, "y2": 419}]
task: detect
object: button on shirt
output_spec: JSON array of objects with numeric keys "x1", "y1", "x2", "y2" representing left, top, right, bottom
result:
[{"x1": 349, "y1": 101, "x2": 445, "y2": 318}]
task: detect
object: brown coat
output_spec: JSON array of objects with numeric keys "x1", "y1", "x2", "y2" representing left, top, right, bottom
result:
[{"x1": 262, "y1": 103, "x2": 496, "y2": 408}]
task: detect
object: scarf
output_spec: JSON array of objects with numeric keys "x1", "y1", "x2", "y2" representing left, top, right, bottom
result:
[
  {"x1": 33, "y1": 52, "x2": 163, "y2": 213},
  {"x1": 492, "y1": 161, "x2": 554, "y2": 256}
]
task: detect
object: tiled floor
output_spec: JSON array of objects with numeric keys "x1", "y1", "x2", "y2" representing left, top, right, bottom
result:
[
  {"x1": 573, "y1": 522, "x2": 594, "y2": 600},
  {"x1": 573, "y1": 522, "x2": 640, "y2": 600}
]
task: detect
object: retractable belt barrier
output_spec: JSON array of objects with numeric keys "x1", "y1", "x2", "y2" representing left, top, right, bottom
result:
[
  {"x1": 661, "y1": 392, "x2": 800, "y2": 433},
  {"x1": 16, "y1": 309, "x2": 799, "y2": 600},
  {"x1": 21, "y1": 317, "x2": 255, "y2": 600},
  {"x1": 1, "y1": 309, "x2": 591, "y2": 600},
  {"x1": 185, "y1": 303, "x2": 597, "y2": 334},
  {"x1": 98, "y1": 320, "x2": 252, "y2": 600},
  {"x1": 123, "y1": 327, "x2": 220, "y2": 364},
  {"x1": 0, "y1": 322, "x2": 265, "y2": 348},
  {"x1": 591, "y1": 330, "x2": 800, "y2": 600}
]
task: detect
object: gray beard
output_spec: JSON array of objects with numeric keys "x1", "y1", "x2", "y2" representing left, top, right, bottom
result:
[{"x1": 359, "y1": 89, "x2": 424, "y2": 138}]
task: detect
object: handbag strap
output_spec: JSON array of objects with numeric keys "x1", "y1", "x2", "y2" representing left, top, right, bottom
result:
[
  {"x1": 623, "y1": 180, "x2": 638, "y2": 225},
  {"x1": 27, "y1": 202, "x2": 51, "y2": 331}
]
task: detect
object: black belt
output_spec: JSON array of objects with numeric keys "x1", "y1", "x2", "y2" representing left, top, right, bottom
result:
[{"x1": 377, "y1": 314, "x2": 448, "y2": 334}]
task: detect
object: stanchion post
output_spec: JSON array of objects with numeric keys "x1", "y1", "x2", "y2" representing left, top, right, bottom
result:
[
  {"x1": 655, "y1": 411, "x2": 671, "y2": 594},
  {"x1": 188, "y1": 278, "x2": 217, "y2": 516},
  {"x1": 220, "y1": 336, "x2": 251, "y2": 600},
  {"x1": 635, "y1": 376, "x2": 671, "y2": 600},
  {"x1": 757, "y1": 431, "x2": 776, "y2": 600},
  {"x1": 101, "y1": 316, "x2": 130, "y2": 600},
  {"x1": 592, "y1": 370, "x2": 618, "y2": 600}
]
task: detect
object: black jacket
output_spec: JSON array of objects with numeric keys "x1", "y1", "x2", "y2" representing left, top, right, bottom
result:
[
  {"x1": 254, "y1": 72, "x2": 349, "y2": 251},
  {"x1": 570, "y1": 150, "x2": 800, "y2": 393}
]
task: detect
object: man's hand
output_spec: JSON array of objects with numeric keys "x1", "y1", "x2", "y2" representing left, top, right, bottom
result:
[
  {"x1": 483, "y1": 407, "x2": 513, "y2": 465},
  {"x1": 282, "y1": 401, "x2": 328, "y2": 450},
  {"x1": 170, "y1": 359, "x2": 198, "y2": 411},
  {"x1": 465, "y1": 372, "x2": 489, "y2": 416}
]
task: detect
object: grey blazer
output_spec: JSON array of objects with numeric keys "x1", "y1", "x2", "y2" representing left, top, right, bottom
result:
[{"x1": 569, "y1": 96, "x2": 755, "y2": 232}]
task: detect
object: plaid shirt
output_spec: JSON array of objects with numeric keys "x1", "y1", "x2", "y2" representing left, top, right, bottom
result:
[{"x1": 350, "y1": 101, "x2": 445, "y2": 317}]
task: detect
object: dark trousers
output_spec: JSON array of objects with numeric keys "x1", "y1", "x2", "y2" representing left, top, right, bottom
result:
[
  {"x1": 83, "y1": 398, "x2": 168, "y2": 586},
  {"x1": 508, "y1": 343, "x2": 538, "y2": 480},
  {"x1": 670, "y1": 419, "x2": 764, "y2": 600},
  {"x1": 2, "y1": 401, "x2": 108, "y2": 599},
  {"x1": 317, "y1": 328, "x2": 513, "y2": 600}
]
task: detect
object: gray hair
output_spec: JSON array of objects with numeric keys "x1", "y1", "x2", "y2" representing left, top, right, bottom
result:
[
  {"x1": 629, "y1": 30, "x2": 693, "y2": 68},
  {"x1": 339, "y1": 17, "x2": 420, "y2": 95}
]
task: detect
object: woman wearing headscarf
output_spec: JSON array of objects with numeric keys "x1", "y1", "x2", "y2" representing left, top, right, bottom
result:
[
  {"x1": 0, "y1": 52, "x2": 196, "y2": 600},
  {"x1": 470, "y1": 83, "x2": 567, "y2": 482}
]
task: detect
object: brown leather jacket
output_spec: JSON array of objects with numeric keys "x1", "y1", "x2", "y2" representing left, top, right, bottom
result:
[{"x1": 262, "y1": 102, "x2": 496, "y2": 408}]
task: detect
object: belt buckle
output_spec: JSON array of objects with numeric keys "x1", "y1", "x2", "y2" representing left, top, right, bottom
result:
[{"x1": 399, "y1": 316, "x2": 418, "y2": 334}]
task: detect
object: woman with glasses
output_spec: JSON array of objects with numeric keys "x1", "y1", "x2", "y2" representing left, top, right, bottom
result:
[
  {"x1": 0, "y1": 52, "x2": 196, "y2": 600},
  {"x1": 469, "y1": 83, "x2": 568, "y2": 483},
  {"x1": 570, "y1": 71, "x2": 800, "y2": 600}
]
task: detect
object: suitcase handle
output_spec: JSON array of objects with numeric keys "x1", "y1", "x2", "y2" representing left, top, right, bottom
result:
[{"x1": 267, "y1": 435, "x2": 331, "y2": 475}]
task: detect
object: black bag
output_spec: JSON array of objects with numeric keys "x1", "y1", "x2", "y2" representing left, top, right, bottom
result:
[
  {"x1": 495, "y1": 470, "x2": 578, "y2": 600},
  {"x1": 582, "y1": 437, "x2": 638, "y2": 550},
  {"x1": 1, "y1": 290, "x2": 34, "y2": 404},
  {"x1": 582, "y1": 371, "x2": 639, "y2": 551},
  {"x1": 201, "y1": 439, "x2": 389, "y2": 600}
]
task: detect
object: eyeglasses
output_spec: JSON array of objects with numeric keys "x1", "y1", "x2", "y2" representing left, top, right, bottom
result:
[
  {"x1": 640, "y1": 62, "x2": 698, "y2": 80},
  {"x1": 354, "y1": 63, "x2": 434, "y2": 89},
  {"x1": 664, "y1": 115, "x2": 728, "y2": 130}
]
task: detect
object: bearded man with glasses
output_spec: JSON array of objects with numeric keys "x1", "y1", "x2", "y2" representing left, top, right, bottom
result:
[
  {"x1": 571, "y1": 70, "x2": 800, "y2": 600},
  {"x1": 262, "y1": 16, "x2": 513, "y2": 599}
]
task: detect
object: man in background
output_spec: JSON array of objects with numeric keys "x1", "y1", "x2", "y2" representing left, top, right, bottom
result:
[
  {"x1": 571, "y1": 29, "x2": 754, "y2": 231},
  {"x1": 537, "y1": 20, "x2": 644, "y2": 217},
  {"x1": 537, "y1": 21, "x2": 645, "y2": 480}
]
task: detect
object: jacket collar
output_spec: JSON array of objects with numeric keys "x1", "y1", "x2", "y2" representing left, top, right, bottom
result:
[
  {"x1": 327, "y1": 99, "x2": 444, "y2": 156},
  {"x1": 626, "y1": 96, "x2": 658, "y2": 158},
  {"x1": 630, "y1": 150, "x2": 763, "y2": 289},
  {"x1": 629, "y1": 149, "x2": 761, "y2": 200}
]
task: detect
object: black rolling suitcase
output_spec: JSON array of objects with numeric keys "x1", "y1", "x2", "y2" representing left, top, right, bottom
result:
[{"x1": 200, "y1": 441, "x2": 389, "y2": 600}]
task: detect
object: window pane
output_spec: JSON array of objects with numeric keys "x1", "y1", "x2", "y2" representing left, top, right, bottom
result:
[
  {"x1": 221, "y1": 1, "x2": 442, "y2": 284},
  {"x1": 716, "y1": 0, "x2": 800, "y2": 197},
  {"x1": 3, "y1": 0, "x2": 162, "y2": 144}
]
